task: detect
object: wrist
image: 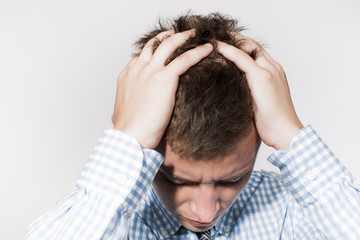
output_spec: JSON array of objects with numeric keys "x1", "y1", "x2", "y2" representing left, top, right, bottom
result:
[
  {"x1": 273, "y1": 122, "x2": 303, "y2": 150},
  {"x1": 114, "y1": 124, "x2": 160, "y2": 150}
]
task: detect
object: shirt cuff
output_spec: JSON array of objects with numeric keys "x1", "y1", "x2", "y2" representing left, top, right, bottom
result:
[
  {"x1": 267, "y1": 125, "x2": 348, "y2": 206},
  {"x1": 76, "y1": 129, "x2": 162, "y2": 202}
]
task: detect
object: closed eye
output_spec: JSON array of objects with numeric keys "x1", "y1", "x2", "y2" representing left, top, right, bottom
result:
[
  {"x1": 160, "y1": 169, "x2": 249, "y2": 189},
  {"x1": 215, "y1": 178, "x2": 244, "y2": 188},
  {"x1": 167, "y1": 179, "x2": 198, "y2": 188},
  {"x1": 166, "y1": 176, "x2": 244, "y2": 188},
  {"x1": 161, "y1": 172, "x2": 198, "y2": 188}
]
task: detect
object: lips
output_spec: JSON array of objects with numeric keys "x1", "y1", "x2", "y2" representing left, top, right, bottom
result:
[{"x1": 183, "y1": 216, "x2": 219, "y2": 228}]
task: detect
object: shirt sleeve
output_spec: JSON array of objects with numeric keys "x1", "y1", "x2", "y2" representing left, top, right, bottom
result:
[
  {"x1": 24, "y1": 129, "x2": 163, "y2": 240},
  {"x1": 268, "y1": 125, "x2": 360, "y2": 239}
]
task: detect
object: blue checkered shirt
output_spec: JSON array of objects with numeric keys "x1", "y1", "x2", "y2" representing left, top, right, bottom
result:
[{"x1": 25, "y1": 126, "x2": 360, "y2": 239}]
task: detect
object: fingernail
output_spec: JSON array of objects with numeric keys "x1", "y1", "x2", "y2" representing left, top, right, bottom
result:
[{"x1": 205, "y1": 43, "x2": 212, "y2": 47}]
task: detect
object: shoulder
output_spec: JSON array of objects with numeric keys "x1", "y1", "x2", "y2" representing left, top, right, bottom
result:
[
  {"x1": 249, "y1": 170, "x2": 284, "y2": 188},
  {"x1": 244, "y1": 170, "x2": 289, "y2": 203}
]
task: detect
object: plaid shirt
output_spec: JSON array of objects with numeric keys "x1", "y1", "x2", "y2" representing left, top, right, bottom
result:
[{"x1": 25, "y1": 126, "x2": 360, "y2": 239}]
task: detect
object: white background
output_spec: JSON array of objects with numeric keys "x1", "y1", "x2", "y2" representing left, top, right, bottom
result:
[{"x1": 1, "y1": 0, "x2": 360, "y2": 239}]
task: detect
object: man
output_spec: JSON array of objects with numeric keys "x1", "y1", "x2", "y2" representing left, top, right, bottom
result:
[{"x1": 25, "y1": 13, "x2": 360, "y2": 239}]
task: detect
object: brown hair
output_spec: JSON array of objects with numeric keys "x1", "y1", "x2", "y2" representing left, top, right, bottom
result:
[{"x1": 135, "y1": 13, "x2": 257, "y2": 160}]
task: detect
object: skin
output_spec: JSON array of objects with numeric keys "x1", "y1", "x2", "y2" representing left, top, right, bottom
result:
[
  {"x1": 112, "y1": 30, "x2": 303, "y2": 232},
  {"x1": 112, "y1": 30, "x2": 213, "y2": 149},
  {"x1": 153, "y1": 127, "x2": 259, "y2": 232},
  {"x1": 217, "y1": 34, "x2": 303, "y2": 150}
]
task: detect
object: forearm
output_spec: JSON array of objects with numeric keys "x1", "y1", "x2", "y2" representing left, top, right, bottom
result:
[
  {"x1": 25, "y1": 129, "x2": 163, "y2": 240},
  {"x1": 269, "y1": 125, "x2": 360, "y2": 238}
]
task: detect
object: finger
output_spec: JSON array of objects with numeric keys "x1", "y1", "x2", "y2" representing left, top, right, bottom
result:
[
  {"x1": 231, "y1": 32, "x2": 281, "y2": 68},
  {"x1": 138, "y1": 30, "x2": 175, "y2": 62},
  {"x1": 258, "y1": 49, "x2": 283, "y2": 71},
  {"x1": 150, "y1": 29, "x2": 195, "y2": 66},
  {"x1": 255, "y1": 48, "x2": 281, "y2": 69},
  {"x1": 166, "y1": 43, "x2": 213, "y2": 76},
  {"x1": 111, "y1": 113, "x2": 115, "y2": 125},
  {"x1": 217, "y1": 41, "x2": 260, "y2": 74},
  {"x1": 231, "y1": 32, "x2": 263, "y2": 52},
  {"x1": 125, "y1": 55, "x2": 139, "y2": 68},
  {"x1": 254, "y1": 52, "x2": 278, "y2": 71},
  {"x1": 252, "y1": 48, "x2": 284, "y2": 73}
]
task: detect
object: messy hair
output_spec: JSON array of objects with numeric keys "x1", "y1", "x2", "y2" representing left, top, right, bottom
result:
[{"x1": 135, "y1": 13, "x2": 257, "y2": 160}]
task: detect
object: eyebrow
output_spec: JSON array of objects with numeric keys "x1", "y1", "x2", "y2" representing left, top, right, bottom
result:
[{"x1": 159, "y1": 167, "x2": 252, "y2": 184}]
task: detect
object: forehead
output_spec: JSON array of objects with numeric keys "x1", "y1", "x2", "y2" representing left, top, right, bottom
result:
[{"x1": 160, "y1": 128, "x2": 259, "y2": 181}]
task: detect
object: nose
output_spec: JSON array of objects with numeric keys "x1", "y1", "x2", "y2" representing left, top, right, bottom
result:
[{"x1": 189, "y1": 184, "x2": 220, "y2": 223}]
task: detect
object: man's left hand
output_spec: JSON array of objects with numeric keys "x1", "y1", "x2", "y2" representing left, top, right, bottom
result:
[{"x1": 217, "y1": 35, "x2": 303, "y2": 150}]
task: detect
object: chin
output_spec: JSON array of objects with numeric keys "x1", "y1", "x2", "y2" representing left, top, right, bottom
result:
[
  {"x1": 182, "y1": 222, "x2": 215, "y2": 232},
  {"x1": 177, "y1": 214, "x2": 220, "y2": 232}
]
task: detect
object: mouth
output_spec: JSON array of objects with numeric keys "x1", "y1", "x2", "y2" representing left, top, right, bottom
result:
[{"x1": 182, "y1": 216, "x2": 219, "y2": 228}]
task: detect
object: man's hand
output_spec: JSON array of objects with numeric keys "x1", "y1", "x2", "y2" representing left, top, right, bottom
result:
[
  {"x1": 112, "y1": 30, "x2": 213, "y2": 149},
  {"x1": 217, "y1": 35, "x2": 303, "y2": 150}
]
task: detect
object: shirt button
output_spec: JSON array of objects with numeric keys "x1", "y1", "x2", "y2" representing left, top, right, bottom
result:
[
  {"x1": 306, "y1": 170, "x2": 317, "y2": 181},
  {"x1": 224, "y1": 226, "x2": 230, "y2": 233},
  {"x1": 118, "y1": 174, "x2": 128, "y2": 184}
]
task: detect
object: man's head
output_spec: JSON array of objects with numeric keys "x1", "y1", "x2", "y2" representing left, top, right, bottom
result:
[
  {"x1": 136, "y1": 12, "x2": 258, "y2": 159},
  {"x1": 136, "y1": 13, "x2": 261, "y2": 232}
]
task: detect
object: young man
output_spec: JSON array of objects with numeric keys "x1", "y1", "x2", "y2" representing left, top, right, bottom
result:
[{"x1": 25, "y1": 13, "x2": 360, "y2": 239}]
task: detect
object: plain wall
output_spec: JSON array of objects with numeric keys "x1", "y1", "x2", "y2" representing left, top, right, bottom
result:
[{"x1": 1, "y1": 0, "x2": 359, "y2": 239}]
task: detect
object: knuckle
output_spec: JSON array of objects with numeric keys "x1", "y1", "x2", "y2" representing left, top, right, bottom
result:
[
  {"x1": 176, "y1": 52, "x2": 191, "y2": 62},
  {"x1": 160, "y1": 35, "x2": 177, "y2": 46},
  {"x1": 259, "y1": 69, "x2": 272, "y2": 80},
  {"x1": 162, "y1": 31, "x2": 189, "y2": 45},
  {"x1": 151, "y1": 71, "x2": 165, "y2": 81},
  {"x1": 156, "y1": 29, "x2": 174, "y2": 38},
  {"x1": 118, "y1": 66, "x2": 141, "y2": 84},
  {"x1": 117, "y1": 71, "x2": 127, "y2": 81},
  {"x1": 276, "y1": 63, "x2": 284, "y2": 72},
  {"x1": 127, "y1": 63, "x2": 145, "y2": 76},
  {"x1": 143, "y1": 64, "x2": 160, "y2": 76},
  {"x1": 153, "y1": 31, "x2": 175, "y2": 46}
]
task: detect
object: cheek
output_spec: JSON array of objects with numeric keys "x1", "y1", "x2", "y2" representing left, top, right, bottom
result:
[
  {"x1": 218, "y1": 186, "x2": 243, "y2": 205},
  {"x1": 219, "y1": 175, "x2": 252, "y2": 205}
]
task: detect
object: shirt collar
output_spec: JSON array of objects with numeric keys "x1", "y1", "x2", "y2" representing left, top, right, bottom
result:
[
  {"x1": 149, "y1": 186, "x2": 183, "y2": 238},
  {"x1": 214, "y1": 171, "x2": 264, "y2": 236}
]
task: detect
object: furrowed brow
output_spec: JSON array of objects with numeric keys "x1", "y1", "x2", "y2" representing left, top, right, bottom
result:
[
  {"x1": 159, "y1": 168, "x2": 199, "y2": 184},
  {"x1": 159, "y1": 166, "x2": 252, "y2": 184},
  {"x1": 220, "y1": 168, "x2": 252, "y2": 182},
  {"x1": 171, "y1": 175, "x2": 199, "y2": 184}
]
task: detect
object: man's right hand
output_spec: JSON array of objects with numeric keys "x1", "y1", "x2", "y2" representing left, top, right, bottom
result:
[{"x1": 112, "y1": 30, "x2": 213, "y2": 149}]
